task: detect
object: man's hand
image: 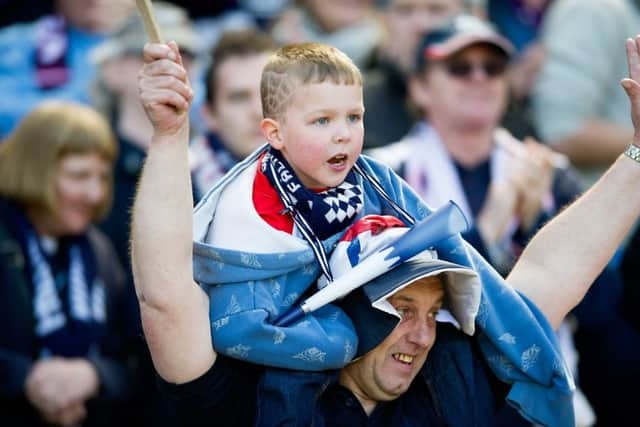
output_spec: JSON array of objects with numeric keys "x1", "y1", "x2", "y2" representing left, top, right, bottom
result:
[
  {"x1": 138, "y1": 41, "x2": 193, "y2": 138},
  {"x1": 494, "y1": 131, "x2": 556, "y2": 232},
  {"x1": 622, "y1": 36, "x2": 640, "y2": 143},
  {"x1": 511, "y1": 138, "x2": 555, "y2": 231},
  {"x1": 476, "y1": 179, "x2": 519, "y2": 245}
]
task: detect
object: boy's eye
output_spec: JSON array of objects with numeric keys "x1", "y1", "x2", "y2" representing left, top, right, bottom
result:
[
  {"x1": 348, "y1": 114, "x2": 362, "y2": 123},
  {"x1": 313, "y1": 117, "x2": 329, "y2": 125},
  {"x1": 428, "y1": 310, "x2": 439, "y2": 320}
]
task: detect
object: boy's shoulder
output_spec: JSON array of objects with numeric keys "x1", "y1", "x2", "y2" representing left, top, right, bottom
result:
[
  {"x1": 357, "y1": 152, "x2": 394, "y2": 172},
  {"x1": 356, "y1": 153, "x2": 406, "y2": 184},
  {"x1": 363, "y1": 140, "x2": 413, "y2": 173}
]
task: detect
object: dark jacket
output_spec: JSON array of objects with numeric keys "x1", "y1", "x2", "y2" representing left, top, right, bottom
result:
[
  {"x1": 158, "y1": 323, "x2": 507, "y2": 427},
  {"x1": 0, "y1": 199, "x2": 135, "y2": 426}
]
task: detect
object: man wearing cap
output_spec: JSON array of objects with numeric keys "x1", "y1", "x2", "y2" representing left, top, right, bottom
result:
[{"x1": 369, "y1": 14, "x2": 635, "y2": 425}]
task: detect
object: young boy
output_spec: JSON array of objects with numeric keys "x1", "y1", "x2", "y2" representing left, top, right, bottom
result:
[
  {"x1": 190, "y1": 42, "x2": 428, "y2": 370},
  {"x1": 131, "y1": 38, "x2": 622, "y2": 425}
]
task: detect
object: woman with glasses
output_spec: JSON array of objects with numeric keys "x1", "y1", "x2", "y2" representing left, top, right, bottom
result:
[{"x1": 0, "y1": 101, "x2": 135, "y2": 427}]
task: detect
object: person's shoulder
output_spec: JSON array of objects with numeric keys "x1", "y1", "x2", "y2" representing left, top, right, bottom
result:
[
  {"x1": 364, "y1": 139, "x2": 413, "y2": 172},
  {"x1": 86, "y1": 226, "x2": 127, "y2": 288},
  {"x1": 0, "y1": 19, "x2": 35, "y2": 43},
  {"x1": 0, "y1": 199, "x2": 17, "y2": 243},
  {"x1": 357, "y1": 152, "x2": 396, "y2": 175},
  {"x1": 544, "y1": 0, "x2": 630, "y2": 31},
  {"x1": 0, "y1": 20, "x2": 35, "y2": 63}
]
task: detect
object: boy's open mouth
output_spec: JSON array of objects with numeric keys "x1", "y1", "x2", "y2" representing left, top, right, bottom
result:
[{"x1": 328, "y1": 154, "x2": 347, "y2": 165}]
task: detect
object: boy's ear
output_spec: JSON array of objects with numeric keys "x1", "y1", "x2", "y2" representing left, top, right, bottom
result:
[{"x1": 261, "y1": 118, "x2": 284, "y2": 149}]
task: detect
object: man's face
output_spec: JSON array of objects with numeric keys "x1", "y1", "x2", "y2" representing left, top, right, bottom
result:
[
  {"x1": 267, "y1": 81, "x2": 364, "y2": 189},
  {"x1": 56, "y1": 0, "x2": 134, "y2": 33},
  {"x1": 385, "y1": 0, "x2": 463, "y2": 71},
  {"x1": 305, "y1": 0, "x2": 374, "y2": 32},
  {"x1": 204, "y1": 52, "x2": 271, "y2": 159},
  {"x1": 340, "y1": 277, "x2": 444, "y2": 408},
  {"x1": 411, "y1": 44, "x2": 509, "y2": 130}
]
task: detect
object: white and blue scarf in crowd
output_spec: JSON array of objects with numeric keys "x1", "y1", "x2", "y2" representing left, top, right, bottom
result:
[
  {"x1": 189, "y1": 132, "x2": 243, "y2": 201},
  {"x1": 9, "y1": 203, "x2": 105, "y2": 358},
  {"x1": 193, "y1": 144, "x2": 575, "y2": 427}
]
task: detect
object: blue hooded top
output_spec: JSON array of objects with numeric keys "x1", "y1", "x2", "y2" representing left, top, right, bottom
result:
[{"x1": 192, "y1": 145, "x2": 575, "y2": 427}]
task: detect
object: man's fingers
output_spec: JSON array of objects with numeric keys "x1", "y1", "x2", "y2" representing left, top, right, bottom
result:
[
  {"x1": 168, "y1": 40, "x2": 191, "y2": 86},
  {"x1": 142, "y1": 42, "x2": 177, "y2": 63},
  {"x1": 141, "y1": 58, "x2": 188, "y2": 81},
  {"x1": 622, "y1": 77, "x2": 640, "y2": 100}
]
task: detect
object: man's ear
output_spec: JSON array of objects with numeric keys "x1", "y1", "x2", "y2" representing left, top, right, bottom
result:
[
  {"x1": 261, "y1": 118, "x2": 284, "y2": 149},
  {"x1": 201, "y1": 103, "x2": 218, "y2": 132},
  {"x1": 408, "y1": 74, "x2": 431, "y2": 114}
]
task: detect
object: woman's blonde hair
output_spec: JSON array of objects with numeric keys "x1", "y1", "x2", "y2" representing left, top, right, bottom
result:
[
  {"x1": 261, "y1": 42, "x2": 362, "y2": 121},
  {"x1": 0, "y1": 101, "x2": 118, "y2": 220}
]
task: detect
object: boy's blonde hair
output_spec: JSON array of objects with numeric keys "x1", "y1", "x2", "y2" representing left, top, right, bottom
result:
[
  {"x1": 261, "y1": 42, "x2": 362, "y2": 121},
  {"x1": 0, "y1": 101, "x2": 117, "y2": 221}
]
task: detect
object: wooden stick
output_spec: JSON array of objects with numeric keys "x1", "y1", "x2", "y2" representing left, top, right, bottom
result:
[{"x1": 135, "y1": 0, "x2": 164, "y2": 44}]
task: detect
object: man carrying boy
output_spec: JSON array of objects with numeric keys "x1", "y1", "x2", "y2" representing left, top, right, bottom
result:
[
  {"x1": 139, "y1": 41, "x2": 436, "y2": 373},
  {"x1": 158, "y1": 216, "x2": 492, "y2": 425},
  {"x1": 132, "y1": 35, "x2": 640, "y2": 425}
]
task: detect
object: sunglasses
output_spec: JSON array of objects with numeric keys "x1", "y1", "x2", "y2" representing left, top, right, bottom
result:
[{"x1": 443, "y1": 59, "x2": 508, "y2": 79}]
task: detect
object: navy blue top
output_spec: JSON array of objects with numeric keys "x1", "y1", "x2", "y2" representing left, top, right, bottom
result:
[{"x1": 158, "y1": 324, "x2": 508, "y2": 427}]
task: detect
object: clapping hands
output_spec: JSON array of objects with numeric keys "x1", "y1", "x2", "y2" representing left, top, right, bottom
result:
[{"x1": 477, "y1": 131, "x2": 558, "y2": 245}]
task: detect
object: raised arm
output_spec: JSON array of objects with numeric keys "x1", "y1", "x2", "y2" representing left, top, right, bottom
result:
[
  {"x1": 131, "y1": 42, "x2": 215, "y2": 382},
  {"x1": 508, "y1": 37, "x2": 640, "y2": 329}
]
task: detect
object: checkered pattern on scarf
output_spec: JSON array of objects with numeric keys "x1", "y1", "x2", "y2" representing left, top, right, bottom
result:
[
  {"x1": 319, "y1": 182, "x2": 363, "y2": 225},
  {"x1": 262, "y1": 148, "x2": 363, "y2": 240}
]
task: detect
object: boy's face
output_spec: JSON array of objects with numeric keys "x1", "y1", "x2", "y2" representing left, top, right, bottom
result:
[
  {"x1": 267, "y1": 81, "x2": 365, "y2": 189},
  {"x1": 339, "y1": 277, "x2": 443, "y2": 406}
]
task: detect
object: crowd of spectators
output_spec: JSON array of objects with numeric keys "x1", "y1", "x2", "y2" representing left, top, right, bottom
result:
[{"x1": 1, "y1": 0, "x2": 640, "y2": 426}]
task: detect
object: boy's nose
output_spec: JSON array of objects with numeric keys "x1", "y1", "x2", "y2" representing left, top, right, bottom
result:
[{"x1": 332, "y1": 125, "x2": 351, "y2": 143}]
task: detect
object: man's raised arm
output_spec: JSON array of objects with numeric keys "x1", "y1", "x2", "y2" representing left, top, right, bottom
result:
[
  {"x1": 131, "y1": 42, "x2": 215, "y2": 382},
  {"x1": 508, "y1": 37, "x2": 640, "y2": 329}
]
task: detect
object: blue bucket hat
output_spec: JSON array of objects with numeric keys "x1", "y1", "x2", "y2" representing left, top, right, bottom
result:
[{"x1": 330, "y1": 215, "x2": 481, "y2": 358}]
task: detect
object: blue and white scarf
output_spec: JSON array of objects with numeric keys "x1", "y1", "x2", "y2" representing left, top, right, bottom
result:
[
  {"x1": 190, "y1": 132, "x2": 242, "y2": 200},
  {"x1": 262, "y1": 147, "x2": 364, "y2": 281},
  {"x1": 34, "y1": 16, "x2": 69, "y2": 89},
  {"x1": 9, "y1": 204, "x2": 106, "y2": 358}
]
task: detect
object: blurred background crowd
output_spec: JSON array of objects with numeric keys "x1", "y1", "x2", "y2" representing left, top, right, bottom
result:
[{"x1": 1, "y1": 0, "x2": 639, "y2": 426}]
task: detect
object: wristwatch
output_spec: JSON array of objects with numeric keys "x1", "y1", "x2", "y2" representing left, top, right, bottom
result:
[{"x1": 624, "y1": 143, "x2": 640, "y2": 163}]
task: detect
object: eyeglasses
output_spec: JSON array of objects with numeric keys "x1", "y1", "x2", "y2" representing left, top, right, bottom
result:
[{"x1": 443, "y1": 59, "x2": 507, "y2": 79}]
